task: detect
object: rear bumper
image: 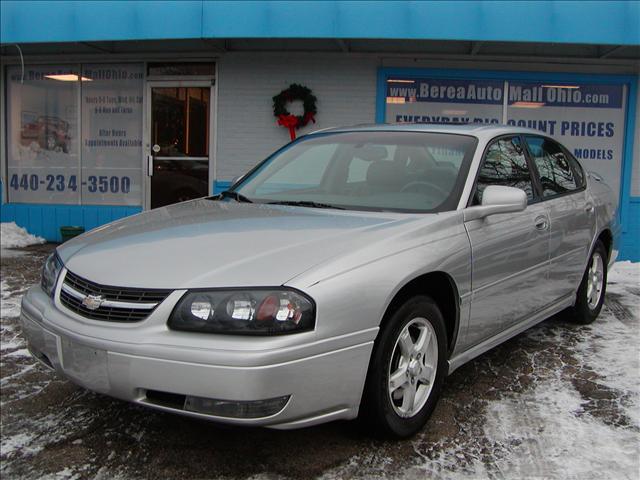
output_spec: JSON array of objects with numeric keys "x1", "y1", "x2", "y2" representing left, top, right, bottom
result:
[{"x1": 20, "y1": 286, "x2": 375, "y2": 429}]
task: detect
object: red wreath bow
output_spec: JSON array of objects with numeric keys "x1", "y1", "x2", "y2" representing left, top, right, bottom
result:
[
  {"x1": 277, "y1": 114, "x2": 300, "y2": 141},
  {"x1": 273, "y1": 84, "x2": 318, "y2": 141}
]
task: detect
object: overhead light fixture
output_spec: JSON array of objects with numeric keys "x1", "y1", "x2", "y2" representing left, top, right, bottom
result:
[
  {"x1": 387, "y1": 79, "x2": 415, "y2": 84},
  {"x1": 541, "y1": 85, "x2": 579, "y2": 89},
  {"x1": 44, "y1": 74, "x2": 92, "y2": 82},
  {"x1": 512, "y1": 101, "x2": 545, "y2": 109},
  {"x1": 443, "y1": 110, "x2": 468, "y2": 116}
]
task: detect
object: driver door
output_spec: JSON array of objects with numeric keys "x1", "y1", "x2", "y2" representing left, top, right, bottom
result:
[{"x1": 462, "y1": 135, "x2": 551, "y2": 349}]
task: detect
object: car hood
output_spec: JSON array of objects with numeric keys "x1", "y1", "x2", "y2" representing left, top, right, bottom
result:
[{"x1": 58, "y1": 199, "x2": 430, "y2": 289}]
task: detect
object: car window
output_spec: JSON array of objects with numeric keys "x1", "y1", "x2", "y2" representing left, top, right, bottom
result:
[
  {"x1": 474, "y1": 136, "x2": 534, "y2": 204},
  {"x1": 524, "y1": 136, "x2": 578, "y2": 197},
  {"x1": 253, "y1": 144, "x2": 336, "y2": 195},
  {"x1": 346, "y1": 145, "x2": 395, "y2": 183},
  {"x1": 563, "y1": 147, "x2": 586, "y2": 188},
  {"x1": 236, "y1": 131, "x2": 478, "y2": 213}
]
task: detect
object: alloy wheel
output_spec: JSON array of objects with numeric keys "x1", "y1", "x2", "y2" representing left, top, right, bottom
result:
[
  {"x1": 586, "y1": 251, "x2": 605, "y2": 310},
  {"x1": 387, "y1": 317, "x2": 438, "y2": 418}
]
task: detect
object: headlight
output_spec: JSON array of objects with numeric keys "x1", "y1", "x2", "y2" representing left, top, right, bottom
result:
[
  {"x1": 168, "y1": 289, "x2": 315, "y2": 335},
  {"x1": 41, "y1": 252, "x2": 63, "y2": 297}
]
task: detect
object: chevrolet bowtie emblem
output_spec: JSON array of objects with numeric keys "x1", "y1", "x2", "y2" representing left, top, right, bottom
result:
[{"x1": 82, "y1": 294, "x2": 105, "y2": 311}]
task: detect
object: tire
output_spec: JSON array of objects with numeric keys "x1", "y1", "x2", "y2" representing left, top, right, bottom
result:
[
  {"x1": 359, "y1": 295, "x2": 448, "y2": 438},
  {"x1": 569, "y1": 240, "x2": 608, "y2": 324}
]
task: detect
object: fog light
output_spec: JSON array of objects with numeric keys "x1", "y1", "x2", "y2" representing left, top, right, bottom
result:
[{"x1": 184, "y1": 394, "x2": 290, "y2": 418}]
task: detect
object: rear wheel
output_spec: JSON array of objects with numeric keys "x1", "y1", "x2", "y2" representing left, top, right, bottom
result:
[
  {"x1": 359, "y1": 295, "x2": 447, "y2": 438},
  {"x1": 569, "y1": 240, "x2": 607, "y2": 324}
]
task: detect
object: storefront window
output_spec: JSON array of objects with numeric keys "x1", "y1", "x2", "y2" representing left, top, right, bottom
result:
[
  {"x1": 507, "y1": 82, "x2": 626, "y2": 196},
  {"x1": 384, "y1": 75, "x2": 627, "y2": 200},
  {"x1": 81, "y1": 64, "x2": 143, "y2": 205},
  {"x1": 7, "y1": 65, "x2": 81, "y2": 204},
  {"x1": 6, "y1": 63, "x2": 144, "y2": 206}
]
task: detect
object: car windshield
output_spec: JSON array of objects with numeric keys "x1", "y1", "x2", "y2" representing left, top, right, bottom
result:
[{"x1": 232, "y1": 131, "x2": 478, "y2": 213}]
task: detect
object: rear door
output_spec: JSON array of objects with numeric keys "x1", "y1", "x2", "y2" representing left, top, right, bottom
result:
[
  {"x1": 523, "y1": 136, "x2": 595, "y2": 301},
  {"x1": 463, "y1": 135, "x2": 551, "y2": 348}
]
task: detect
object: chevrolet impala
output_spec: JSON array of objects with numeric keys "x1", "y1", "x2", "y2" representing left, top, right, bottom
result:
[{"x1": 20, "y1": 124, "x2": 619, "y2": 437}]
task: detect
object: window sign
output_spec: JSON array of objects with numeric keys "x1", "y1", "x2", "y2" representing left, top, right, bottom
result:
[
  {"x1": 7, "y1": 65, "x2": 81, "y2": 204},
  {"x1": 507, "y1": 82, "x2": 626, "y2": 196},
  {"x1": 383, "y1": 76, "x2": 628, "y2": 204},
  {"x1": 81, "y1": 64, "x2": 144, "y2": 205},
  {"x1": 6, "y1": 63, "x2": 144, "y2": 206},
  {"x1": 385, "y1": 78, "x2": 504, "y2": 125}
]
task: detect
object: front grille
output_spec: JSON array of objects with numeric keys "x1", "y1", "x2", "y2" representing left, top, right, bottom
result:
[{"x1": 59, "y1": 270, "x2": 172, "y2": 322}]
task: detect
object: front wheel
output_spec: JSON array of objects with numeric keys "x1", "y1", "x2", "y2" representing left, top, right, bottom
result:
[
  {"x1": 569, "y1": 240, "x2": 608, "y2": 324},
  {"x1": 359, "y1": 295, "x2": 448, "y2": 438}
]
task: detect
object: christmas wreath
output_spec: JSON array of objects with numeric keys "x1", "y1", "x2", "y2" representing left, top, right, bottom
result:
[{"x1": 273, "y1": 83, "x2": 317, "y2": 140}]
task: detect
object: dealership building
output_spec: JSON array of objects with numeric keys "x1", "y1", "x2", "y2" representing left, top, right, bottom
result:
[{"x1": 1, "y1": 1, "x2": 639, "y2": 260}]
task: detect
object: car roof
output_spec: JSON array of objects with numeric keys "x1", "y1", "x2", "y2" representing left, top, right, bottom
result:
[{"x1": 308, "y1": 123, "x2": 545, "y2": 140}]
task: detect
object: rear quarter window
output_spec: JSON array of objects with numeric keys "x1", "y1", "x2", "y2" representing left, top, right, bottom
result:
[{"x1": 524, "y1": 136, "x2": 579, "y2": 197}]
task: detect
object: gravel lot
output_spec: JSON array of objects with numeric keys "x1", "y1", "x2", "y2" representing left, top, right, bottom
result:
[{"x1": 1, "y1": 242, "x2": 638, "y2": 479}]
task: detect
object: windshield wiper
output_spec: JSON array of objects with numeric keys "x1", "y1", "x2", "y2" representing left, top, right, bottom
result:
[
  {"x1": 267, "y1": 200, "x2": 345, "y2": 210},
  {"x1": 218, "y1": 190, "x2": 253, "y2": 203}
]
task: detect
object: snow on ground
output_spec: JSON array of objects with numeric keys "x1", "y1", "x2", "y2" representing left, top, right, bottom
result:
[
  {"x1": 1, "y1": 280, "x2": 27, "y2": 352},
  {"x1": 1, "y1": 222, "x2": 45, "y2": 258}
]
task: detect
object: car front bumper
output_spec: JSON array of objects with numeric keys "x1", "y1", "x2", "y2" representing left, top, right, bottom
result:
[{"x1": 20, "y1": 285, "x2": 375, "y2": 429}]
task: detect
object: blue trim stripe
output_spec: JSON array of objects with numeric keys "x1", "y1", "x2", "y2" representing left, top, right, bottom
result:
[
  {"x1": 213, "y1": 181, "x2": 232, "y2": 194},
  {"x1": 0, "y1": 182, "x2": 141, "y2": 242},
  {"x1": 620, "y1": 79, "x2": 638, "y2": 238},
  {"x1": 622, "y1": 198, "x2": 640, "y2": 262}
]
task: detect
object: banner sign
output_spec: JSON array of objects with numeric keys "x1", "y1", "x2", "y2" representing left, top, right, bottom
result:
[
  {"x1": 384, "y1": 76, "x2": 627, "y2": 200},
  {"x1": 507, "y1": 82, "x2": 623, "y2": 109},
  {"x1": 506, "y1": 82, "x2": 626, "y2": 195},
  {"x1": 7, "y1": 63, "x2": 144, "y2": 206},
  {"x1": 385, "y1": 78, "x2": 504, "y2": 125}
]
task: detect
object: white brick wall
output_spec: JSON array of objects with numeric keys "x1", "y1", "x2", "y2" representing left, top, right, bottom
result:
[{"x1": 215, "y1": 53, "x2": 378, "y2": 180}]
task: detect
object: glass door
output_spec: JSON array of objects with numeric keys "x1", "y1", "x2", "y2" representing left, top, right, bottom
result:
[{"x1": 148, "y1": 85, "x2": 211, "y2": 209}]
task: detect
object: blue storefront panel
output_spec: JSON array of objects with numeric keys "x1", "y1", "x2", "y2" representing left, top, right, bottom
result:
[{"x1": 2, "y1": 1, "x2": 638, "y2": 45}]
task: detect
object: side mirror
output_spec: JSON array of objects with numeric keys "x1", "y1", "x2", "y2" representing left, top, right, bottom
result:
[{"x1": 463, "y1": 186, "x2": 527, "y2": 222}]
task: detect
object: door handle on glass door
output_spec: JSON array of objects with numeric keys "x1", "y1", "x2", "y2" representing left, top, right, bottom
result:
[
  {"x1": 147, "y1": 154, "x2": 154, "y2": 177},
  {"x1": 534, "y1": 216, "x2": 549, "y2": 231}
]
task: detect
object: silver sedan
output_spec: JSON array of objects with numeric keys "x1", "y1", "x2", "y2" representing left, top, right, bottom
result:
[{"x1": 21, "y1": 124, "x2": 619, "y2": 438}]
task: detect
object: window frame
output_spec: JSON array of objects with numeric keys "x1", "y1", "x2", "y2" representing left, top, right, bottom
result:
[
  {"x1": 560, "y1": 144, "x2": 587, "y2": 190},
  {"x1": 521, "y1": 134, "x2": 587, "y2": 201},
  {"x1": 467, "y1": 134, "x2": 542, "y2": 207},
  {"x1": 233, "y1": 130, "x2": 478, "y2": 214}
]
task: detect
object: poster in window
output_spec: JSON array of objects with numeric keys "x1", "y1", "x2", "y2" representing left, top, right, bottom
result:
[
  {"x1": 81, "y1": 64, "x2": 144, "y2": 205},
  {"x1": 6, "y1": 65, "x2": 81, "y2": 204},
  {"x1": 507, "y1": 82, "x2": 626, "y2": 196}
]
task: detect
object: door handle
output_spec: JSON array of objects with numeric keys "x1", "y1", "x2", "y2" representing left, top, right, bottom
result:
[
  {"x1": 147, "y1": 154, "x2": 154, "y2": 177},
  {"x1": 585, "y1": 203, "x2": 595, "y2": 214},
  {"x1": 534, "y1": 216, "x2": 549, "y2": 231}
]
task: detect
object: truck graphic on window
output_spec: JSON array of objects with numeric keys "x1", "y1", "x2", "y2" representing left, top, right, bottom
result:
[{"x1": 21, "y1": 114, "x2": 71, "y2": 153}]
